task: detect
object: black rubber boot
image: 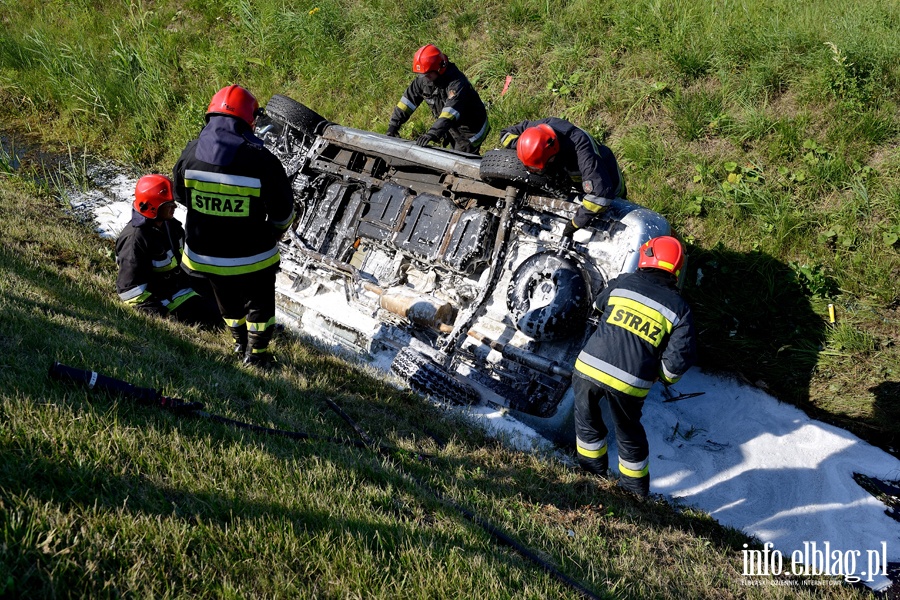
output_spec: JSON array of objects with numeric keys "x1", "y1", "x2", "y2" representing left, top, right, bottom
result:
[
  {"x1": 228, "y1": 323, "x2": 248, "y2": 358},
  {"x1": 618, "y1": 474, "x2": 650, "y2": 497},
  {"x1": 578, "y1": 455, "x2": 610, "y2": 479},
  {"x1": 243, "y1": 349, "x2": 278, "y2": 370},
  {"x1": 245, "y1": 326, "x2": 275, "y2": 368}
]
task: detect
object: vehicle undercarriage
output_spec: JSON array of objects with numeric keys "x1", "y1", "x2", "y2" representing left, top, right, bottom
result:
[{"x1": 256, "y1": 95, "x2": 674, "y2": 443}]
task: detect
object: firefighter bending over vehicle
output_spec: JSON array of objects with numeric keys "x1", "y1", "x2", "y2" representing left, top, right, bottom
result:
[
  {"x1": 572, "y1": 236, "x2": 696, "y2": 497},
  {"x1": 115, "y1": 175, "x2": 220, "y2": 329},
  {"x1": 386, "y1": 44, "x2": 490, "y2": 154},
  {"x1": 499, "y1": 117, "x2": 626, "y2": 238},
  {"x1": 173, "y1": 85, "x2": 295, "y2": 369}
]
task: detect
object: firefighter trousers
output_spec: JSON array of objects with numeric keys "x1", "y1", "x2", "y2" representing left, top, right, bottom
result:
[
  {"x1": 447, "y1": 123, "x2": 489, "y2": 154},
  {"x1": 573, "y1": 375, "x2": 650, "y2": 497},
  {"x1": 206, "y1": 266, "x2": 278, "y2": 357}
]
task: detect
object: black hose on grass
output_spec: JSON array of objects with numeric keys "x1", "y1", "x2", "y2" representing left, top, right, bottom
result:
[
  {"x1": 47, "y1": 362, "x2": 431, "y2": 460},
  {"x1": 49, "y1": 361, "x2": 599, "y2": 598},
  {"x1": 324, "y1": 397, "x2": 376, "y2": 446},
  {"x1": 321, "y1": 397, "x2": 604, "y2": 600}
]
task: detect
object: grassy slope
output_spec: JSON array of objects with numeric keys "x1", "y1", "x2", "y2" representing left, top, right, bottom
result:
[
  {"x1": 0, "y1": 0, "x2": 898, "y2": 596},
  {"x1": 0, "y1": 175, "x2": 864, "y2": 598}
]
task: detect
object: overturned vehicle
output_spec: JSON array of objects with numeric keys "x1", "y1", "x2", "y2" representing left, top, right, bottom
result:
[{"x1": 256, "y1": 95, "x2": 676, "y2": 443}]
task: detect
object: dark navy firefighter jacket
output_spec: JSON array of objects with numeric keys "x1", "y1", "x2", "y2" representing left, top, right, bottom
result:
[
  {"x1": 172, "y1": 115, "x2": 295, "y2": 277},
  {"x1": 574, "y1": 269, "x2": 697, "y2": 398},
  {"x1": 115, "y1": 211, "x2": 197, "y2": 314},
  {"x1": 500, "y1": 117, "x2": 626, "y2": 229},
  {"x1": 388, "y1": 63, "x2": 490, "y2": 150}
]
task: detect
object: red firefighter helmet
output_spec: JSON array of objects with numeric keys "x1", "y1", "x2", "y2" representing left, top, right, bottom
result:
[
  {"x1": 206, "y1": 85, "x2": 259, "y2": 126},
  {"x1": 516, "y1": 124, "x2": 559, "y2": 171},
  {"x1": 413, "y1": 44, "x2": 448, "y2": 75},
  {"x1": 134, "y1": 174, "x2": 175, "y2": 219},
  {"x1": 638, "y1": 235, "x2": 685, "y2": 277}
]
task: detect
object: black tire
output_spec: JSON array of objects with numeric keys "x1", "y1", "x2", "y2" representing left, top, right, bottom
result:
[
  {"x1": 390, "y1": 347, "x2": 479, "y2": 406},
  {"x1": 506, "y1": 251, "x2": 592, "y2": 341},
  {"x1": 479, "y1": 149, "x2": 568, "y2": 197},
  {"x1": 264, "y1": 94, "x2": 330, "y2": 136}
]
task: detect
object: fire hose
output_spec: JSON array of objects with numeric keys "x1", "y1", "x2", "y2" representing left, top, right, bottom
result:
[
  {"x1": 47, "y1": 362, "x2": 428, "y2": 459},
  {"x1": 48, "y1": 361, "x2": 602, "y2": 599}
]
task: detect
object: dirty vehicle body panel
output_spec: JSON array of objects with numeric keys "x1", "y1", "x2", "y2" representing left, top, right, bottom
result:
[{"x1": 257, "y1": 95, "x2": 673, "y2": 443}]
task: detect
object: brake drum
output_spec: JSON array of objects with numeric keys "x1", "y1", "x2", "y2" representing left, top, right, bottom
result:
[{"x1": 506, "y1": 251, "x2": 593, "y2": 341}]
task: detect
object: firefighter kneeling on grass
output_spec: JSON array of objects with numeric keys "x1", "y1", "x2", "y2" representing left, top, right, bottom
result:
[
  {"x1": 573, "y1": 236, "x2": 697, "y2": 497},
  {"x1": 173, "y1": 85, "x2": 295, "y2": 369},
  {"x1": 115, "y1": 174, "x2": 220, "y2": 328}
]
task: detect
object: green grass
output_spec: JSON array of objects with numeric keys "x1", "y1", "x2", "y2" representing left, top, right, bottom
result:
[
  {"x1": 0, "y1": 0, "x2": 899, "y2": 595},
  {"x1": 0, "y1": 176, "x2": 867, "y2": 599}
]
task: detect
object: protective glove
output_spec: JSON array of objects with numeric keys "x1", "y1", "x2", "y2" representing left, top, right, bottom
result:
[
  {"x1": 561, "y1": 220, "x2": 577, "y2": 239},
  {"x1": 386, "y1": 125, "x2": 400, "y2": 138},
  {"x1": 416, "y1": 132, "x2": 435, "y2": 147}
]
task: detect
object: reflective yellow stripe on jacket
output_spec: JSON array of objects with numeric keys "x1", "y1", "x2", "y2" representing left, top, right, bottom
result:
[
  {"x1": 574, "y1": 353, "x2": 655, "y2": 398},
  {"x1": 182, "y1": 244, "x2": 280, "y2": 276},
  {"x1": 151, "y1": 250, "x2": 179, "y2": 273},
  {"x1": 185, "y1": 170, "x2": 262, "y2": 197},
  {"x1": 605, "y1": 296, "x2": 673, "y2": 348}
]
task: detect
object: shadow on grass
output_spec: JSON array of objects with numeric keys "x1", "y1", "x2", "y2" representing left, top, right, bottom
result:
[
  {"x1": 867, "y1": 382, "x2": 900, "y2": 455},
  {"x1": 0, "y1": 226, "x2": 598, "y2": 597},
  {"x1": 0, "y1": 434, "x2": 509, "y2": 598},
  {"x1": 683, "y1": 243, "x2": 827, "y2": 406},
  {"x1": 0, "y1": 239, "x2": 543, "y2": 595},
  {"x1": 683, "y1": 243, "x2": 900, "y2": 460}
]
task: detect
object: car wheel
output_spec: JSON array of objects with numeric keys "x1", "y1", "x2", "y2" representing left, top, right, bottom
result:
[
  {"x1": 507, "y1": 251, "x2": 593, "y2": 341},
  {"x1": 264, "y1": 94, "x2": 330, "y2": 136},
  {"x1": 391, "y1": 347, "x2": 479, "y2": 405},
  {"x1": 479, "y1": 149, "x2": 568, "y2": 197}
]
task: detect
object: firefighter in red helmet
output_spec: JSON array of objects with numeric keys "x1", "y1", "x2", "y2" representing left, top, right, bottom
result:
[
  {"x1": 115, "y1": 174, "x2": 220, "y2": 328},
  {"x1": 386, "y1": 44, "x2": 490, "y2": 154},
  {"x1": 173, "y1": 85, "x2": 295, "y2": 369},
  {"x1": 499, "y1": 117, "x2": 627, "y2": 237},
  {"x1": 572, "y1": 236, "x2": 696, "y2": 497}
]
